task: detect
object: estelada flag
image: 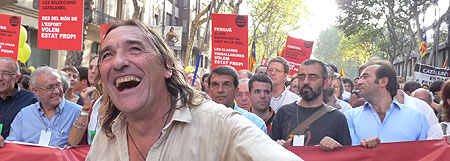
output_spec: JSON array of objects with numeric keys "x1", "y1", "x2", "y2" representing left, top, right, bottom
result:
[
  {"x1": 340, "y1": 66, "x2": 346, "y2": 77},
  {"x1": 443, "y1": 57, "x2": 448, "y2": 69},
  {"x1": 419, "y1": 35, "x2": 427, "y2": 57},
  {"x1": 249, "y1": 40, "x2": 256, "y2": 71},
  {"x1": 261, "y1": 55, "x2": 268, "y2": 66}
]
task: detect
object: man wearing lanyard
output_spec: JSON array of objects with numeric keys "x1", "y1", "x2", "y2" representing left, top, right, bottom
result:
[
  {"x1": 248, "y1": 73, "x2": 275, "y2": 132},
  {"x1": 267, "y1": 57, "x2": 300, "y2": 112},
  {"x1": 2, "y1": 66, "x2": 81, "y2": 147},
  {"x1": 0, "y1": 57, "x2": 38, "y2": 147}
]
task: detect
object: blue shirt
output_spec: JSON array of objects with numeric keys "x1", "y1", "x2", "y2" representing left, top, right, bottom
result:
[
  {"x1": 6, "y1": 98, "x2": 81, "y2": 147},
  {"x1": 0, "y1": 86, "x2": 38, "y2": 138},
  {"x1": 234, "y1": 103, "x2": 267, "y2": 133},
  {"x1": 345, "y1": 99, "x2": 429, "y2": 145}
]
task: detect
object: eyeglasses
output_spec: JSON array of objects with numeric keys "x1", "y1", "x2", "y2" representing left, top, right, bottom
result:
[
  {"x1": 298, "y1": 74, "x2": 323, "y2": 81},
  {"x1": 267, "y1": 68, "x2": 284, "y2": 74},
  {"x1": 35, "y1": 83, "x2": 62, "y2": 92},
  {"x1": 0, "y1": 71, "x2": 16, "y2": 78}
]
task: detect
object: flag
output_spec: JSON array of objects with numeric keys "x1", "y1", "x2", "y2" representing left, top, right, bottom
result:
[
  {"x1": 443, "y1": 57, "x2": 448, "y2": 69},
  {"x1": 261, "y1": 55, "x2": 268, "y2": 66},
  {"x1": 249, "y1": 40, "x2": 256, "y2": 71},
  {"x1": 419, "y1": 35, "x2": 427, "y2": 57},
  {"x1": 279, "y1": 46, "x2": 285, "y2": 57},
  {"x1": 340, "y1": 66, "x2": 346, "y2": 77}
]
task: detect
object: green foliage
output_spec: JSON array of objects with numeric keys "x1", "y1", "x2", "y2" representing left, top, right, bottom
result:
[{"x1": 248, "y1": 0, "x2": 309, "y2": 65}]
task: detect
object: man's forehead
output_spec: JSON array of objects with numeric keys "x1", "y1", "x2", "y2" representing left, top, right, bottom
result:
[
  {"x1": 298, "y1": 64, "x2": 321, "y2": 74},
  {"x1": 268, "y1": 62, "x2": 283, "y2": 68},
  {"x1": 361, "y1": 65, "x2": 379, "y2": 76}
]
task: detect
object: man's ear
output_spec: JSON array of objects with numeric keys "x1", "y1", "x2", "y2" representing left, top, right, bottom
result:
[
  {"x1": 378, "y1": 77, "x2": 389, "y2": 88},
  {"x1": 15, "y1": 74, "x2": 21, "y2": 82}
]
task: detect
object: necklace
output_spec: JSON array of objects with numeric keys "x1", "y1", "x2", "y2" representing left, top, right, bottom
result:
[{"x1": 127, "y1": 125, "x2": 146, "y2": 161}]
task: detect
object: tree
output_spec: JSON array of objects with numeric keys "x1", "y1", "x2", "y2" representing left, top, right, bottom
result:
[
  {"x1": 248, "y1": 0, "x2": 308, "y2": 64},
  {"x1": 183, "y1": 0, "x2": 230, "y2": 66},
  {"x1": 313, "y1": 26, "x2": 342, "y2": 62},
  {"x1": 336, "y1": 0, "x2": 434, "y2": 63}
]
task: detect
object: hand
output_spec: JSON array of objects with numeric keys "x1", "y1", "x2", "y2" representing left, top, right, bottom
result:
[
  {"x1": 443, "y1": 135, "x2": 450, "y2": 144},
  {"x1": 320, "y1": 136, "x2": 342, "y2": 151},
  {"x1": 80, "y1": 87, "x2": 96, "y2": 108},
  {"x1": 0, "y1": 135, "x2": 5, "y2": 148},
  {"x1": 360, "y1": 137, "x2": 380, "y2": 149},
  {"x1": 276, "y1": 138, "x2": 293, "y2": 147}
]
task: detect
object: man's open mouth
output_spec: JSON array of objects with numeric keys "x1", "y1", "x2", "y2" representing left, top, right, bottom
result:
[{"x1": 115, "y1": 76, "x2": 142, "y2": 91}]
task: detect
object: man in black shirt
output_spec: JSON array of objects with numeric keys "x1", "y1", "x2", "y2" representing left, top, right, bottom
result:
[{"x1": 269, "y1": 59, "x2": 351, "y2": 151}]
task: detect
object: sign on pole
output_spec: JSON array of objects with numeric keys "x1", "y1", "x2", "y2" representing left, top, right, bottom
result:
[
  {"x1": 0, "y1": 14, "x2": 21, "y2": 60},
  {"x1": 281, "y1": 36, "x2": 314, "y2": 76},
  {"x1": 211, "y1": 13, "x2": 248, "y2": 71},
  {"x1": 38, "y1": 0, "x2": 84, "y2": 51},
  {"x1": 414, "y1": 63, "x2": 450, "y2": 85}
]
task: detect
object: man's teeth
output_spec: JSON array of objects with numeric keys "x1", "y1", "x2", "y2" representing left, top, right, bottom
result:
[{"x1": 115, "y1": 76, "x2": 141, "y2": 87}]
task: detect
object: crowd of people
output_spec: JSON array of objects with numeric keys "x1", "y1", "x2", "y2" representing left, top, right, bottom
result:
[{"x1": 0, "y1": 19, "x2": 450, "y2": 160}]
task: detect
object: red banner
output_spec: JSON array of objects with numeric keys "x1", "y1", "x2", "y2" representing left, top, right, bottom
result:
[
  {"x1": 288, "y1": 139, "x2": 450, "y2": 161},
  {"x1": 0, "y1": 14, "x2": 21, "y2": 60},
  {"x1": 211, "y1": 13, "x2": 248, "y2": 71},
  {"x1": 100, "y1": 23, "x2": 112, "y2": 46},
  {"x1": 281, "y1": 36, "x2": 313, "y2": 76},
  {"x1": 0, "y1": 143, "x2": 89, "y2": 161},
  {"x1": 38, "y1": 0, "x2": 84, "y2": 51}
]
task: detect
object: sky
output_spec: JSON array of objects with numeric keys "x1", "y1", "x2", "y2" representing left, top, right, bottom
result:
[{"x1": 290, "y1": 0, "x2": 339, "y2": 42}]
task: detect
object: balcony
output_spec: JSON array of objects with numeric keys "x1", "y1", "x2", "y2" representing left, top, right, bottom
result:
[{"x1": 91, "y1": 10, "x2": 117, "y2": 25}]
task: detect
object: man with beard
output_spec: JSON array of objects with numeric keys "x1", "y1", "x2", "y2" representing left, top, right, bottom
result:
[{"x1": 269, "y1": 59, "x2": 351, "y2": 151}]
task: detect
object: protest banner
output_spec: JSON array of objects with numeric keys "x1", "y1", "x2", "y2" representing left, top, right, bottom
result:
[
  {"x1": 281, "y1": 36, "x2": 314, "y2": 76},
  {"x1": 287, "y1": 139, "x2": 450, "y2": 161},
  {"x1": 211, "y1": 13, "x2": 248, "y2": 71},
  {"x1": 0, "y1": 143, "x2": 89, "y2": 161},
  {"x1": 0, "y1": 14, "x2": 21, "y2": 60},
  {"x1": 414, "y1": 63, "x2": 450, "y2": 85},
  {"x1": 38, "y1": 0, "x2": 84, "y2": 51}
]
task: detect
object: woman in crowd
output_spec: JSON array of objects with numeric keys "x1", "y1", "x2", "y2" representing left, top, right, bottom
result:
[{"x1": 427, "y1": 80, "x2": 450, "y2": 140}]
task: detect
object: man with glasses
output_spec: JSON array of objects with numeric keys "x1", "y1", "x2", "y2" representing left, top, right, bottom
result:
[
  {"x1": 270, "y1": 59, "x2": 351, "y2": 151},
  {"x1": 0, "y1": 57, "x2": 38, "y2": 147},
  {"x1": 2, "y1": 66, "x2": 81, "y2": 147},
  {"x1": 267, "y1": 57, "x2": 300, "y2": 112},
  {"x1": 209, "y1": 65, "x2": 267, "y2": 133}
]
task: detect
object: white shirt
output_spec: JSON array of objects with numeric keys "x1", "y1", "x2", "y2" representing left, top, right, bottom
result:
[
  {"x1": 427, "y1": 122, "x2": 450, "y2": 140},
  {"x1": 342, "y1": 91, "x2": 351, "y2": 100},
  {"x1": 402, "y1": 91, "x2": 439, "y2": 127},
  {"x1": 337, "y1": 99, "x2": 352, "y2": 113},
  {"x1": 87, "y1": 96, "x2": 102, "y2": 145},
  {"x1": 271, "y1": 87, "x2": 300, "y2": 112}
]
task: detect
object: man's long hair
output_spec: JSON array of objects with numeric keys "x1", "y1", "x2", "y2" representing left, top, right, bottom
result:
[{"x1": 99, "y1": 20, "x2": 206, "y2": 138}]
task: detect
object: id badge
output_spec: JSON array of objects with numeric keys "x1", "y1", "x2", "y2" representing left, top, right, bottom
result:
[
  {"x1": 38, "y1": 130, "x2": 52, "y2": 146},
  {"x1": 292, "y1": 135, "x2": 305, "y2": 146}
]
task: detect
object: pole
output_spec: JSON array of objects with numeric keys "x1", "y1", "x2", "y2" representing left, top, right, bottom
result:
[{"x1": 192, "y1": 0, "x2": 215, "y2": 86}]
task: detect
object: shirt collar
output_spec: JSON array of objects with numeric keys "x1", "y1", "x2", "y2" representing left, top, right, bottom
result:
[
  {"x1": 37, "y1": 98, "x2": 66, "y2": 114},
  {"x1": 363, "y1": 98, "x2": 402, "y2": 110},
  {"x1": 273, "y1": 86, "x2": 288, "y2": 100}
]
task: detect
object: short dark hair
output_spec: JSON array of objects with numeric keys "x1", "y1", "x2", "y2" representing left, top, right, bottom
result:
[
  {"x1": 323, "y1": 87, "x2": 335, "y2": 103},
  {"x1": 208, "y1": 65, "x2": 239, "y2": 88},
  {"x1": 342, "y1": 77, "x2": 354, "y2": 91},
  {"x1": 77, "y1": 66, "x2": 89, "y2": 86},
  {"x1": 268, "y1": 56, "x2": 289, "y2": 74},
  {"x1": 17, "y1": 75, "x2": 31, "y2": 90},
  {"x1": 370, "y1": 60, "x2": 398, "y2": 98},
  {"x1": 430, "y1": 80, "x2": 445, "y2": 94},
  {"x1": 301, "y1": 59, "x2": 329, "y2": 79},
  {"x1": 403, "y1": 81, "x2": 421, "y2": 94},
  {"x1": 249, "y1": 73, "x2": 273, "y2": 92}
]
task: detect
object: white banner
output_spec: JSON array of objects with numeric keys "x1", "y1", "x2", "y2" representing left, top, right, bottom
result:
[{"x1": 414, "y1": 63, "x2": 450, "y2": 85}]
